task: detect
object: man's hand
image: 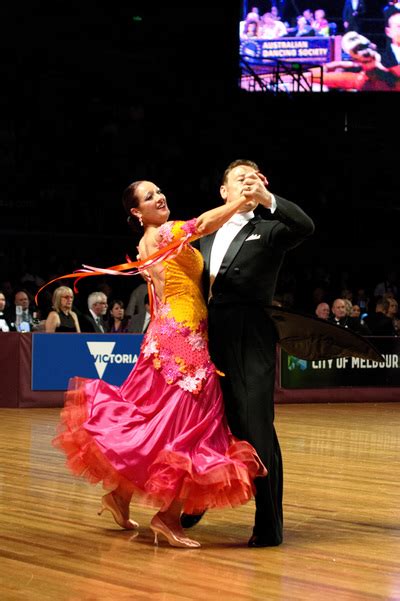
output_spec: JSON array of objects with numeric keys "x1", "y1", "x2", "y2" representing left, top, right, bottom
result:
[
  {"x1": 242, "y1": 171, "x2": 273, "y2": 209},
  {"x1": 342, "y1": 31, "x2": 387, "y2": 72}
]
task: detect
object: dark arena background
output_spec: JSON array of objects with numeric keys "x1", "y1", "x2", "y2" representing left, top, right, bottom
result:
[
  {"x1": 0, "y1": 3, "x2": 399, "y2": 600},
  {"x1": 1, "y1": 0, "x2": 399, "y2": 314}
]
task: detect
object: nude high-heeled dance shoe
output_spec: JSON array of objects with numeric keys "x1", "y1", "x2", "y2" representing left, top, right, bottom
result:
[
  {"x1": 98, "y1": 492, "x2": 139, "y2": 530},
  {"x1": 150, "y1": 514, "x2": 201, "y2": 548}
]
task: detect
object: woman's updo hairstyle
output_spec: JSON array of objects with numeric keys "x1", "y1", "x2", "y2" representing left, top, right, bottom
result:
[{"x1": 122, "y1": 181, "x2": 143, "y2": 234}]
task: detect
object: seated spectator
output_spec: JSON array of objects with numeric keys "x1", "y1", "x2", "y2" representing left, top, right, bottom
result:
[
  {"x1": 107, "y1": 299, "x2": 130, "y2": 333},
  {"x1": 329, "y1": 298, "x2": 371, "y2": 335},
  {"x1": 294, "y1": 15, "x2": 315, "y2": 37},
  {"x1": 79, "y1": 291, "x2": 109, "y2": 333},
  {"x1": 260, "y1": 12, "x2": 288, "y2": 38},
  {"x1": 344, "y1": 298, "x2": 353, "y2": 316},
  {"x1": 128, "y1": 294, "x2": 151, "y2": 334},
  {"x1": 0, "y1": 291, "x2": 13, "y2": 332},
  {"x1": 373, "y1": 270, "x2": 398, "y2": 299},
  {"x1": 240, "y1": 11, "x2": 261, "y2": 39},
  {"x1": 353, "y1": 287, "x2": 370, "y2": 313},
  {"x1": 315, "y1": 302, "x2": 330, "y2": 319},
  {"x1": 303, "y1": 8, "x2": 314, "y2": 25},
  {"x1": 312, "y1": 9, "x2": 330, "y2": 36},
  {"x1": 351, "y1": 304, "x2": 369, "y2": 327},
  {"x1": 126, "y1": 282, "x2": 148, "y2": 320},
  {"x1": 6, "y1": 289, "x2": 35, "y2": 332},
  {"x1": 271, "y1": 5, "x2": 281, "y2": 21},
  {"x1": 364, "y1": 298, "x2": 397, "y2": 335},
  {"x1": 45, "y1": 286, "x2": 81, "y2": 333},
  {"x1": 385, "y1": 295, "x2": 399, "y2": 333},
  {"x1": 242, "y1": 19, "x2": 261, "y2": 39}
]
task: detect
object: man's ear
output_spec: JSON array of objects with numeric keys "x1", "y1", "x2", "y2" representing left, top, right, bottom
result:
[{"x1": 220, "y1": 185, "x2": 227, "y2": 201}]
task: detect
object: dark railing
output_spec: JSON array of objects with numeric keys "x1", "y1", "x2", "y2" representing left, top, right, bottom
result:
[{"x1": 240, "y1": 57, "x2": 324, "y2": 93}]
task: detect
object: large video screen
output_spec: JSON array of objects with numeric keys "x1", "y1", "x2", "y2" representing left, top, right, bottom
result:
[{"x1": 239, "y1": 1, "x2": 400, "y2": 92}]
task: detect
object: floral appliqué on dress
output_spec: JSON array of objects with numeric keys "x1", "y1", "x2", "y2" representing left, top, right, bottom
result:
[{"x1": 142, "y1": 219, "x2": 218, "y2": 394}]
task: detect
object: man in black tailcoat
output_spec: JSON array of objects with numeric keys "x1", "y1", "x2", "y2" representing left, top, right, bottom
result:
[{"x1": 181, "y1": 159, "x2": 315, "y2": 546}]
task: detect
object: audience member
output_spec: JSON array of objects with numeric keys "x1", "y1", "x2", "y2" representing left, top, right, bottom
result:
[
  {"x1": 344, "y1": 298, "x2": 353, "y2": 316},
  {"x1": 312, "y1": 9, "x2": 330, "y2": 36},
  {"x1": 7, "y1": 289, "x2": 35, "y2": 332},
  {"x1": 125, "y1": 282, "x2": 148, "y2": 320},
  {"x1": 315, "y1": 302, "x2": 330, "y2": 319},
  {"x1": 295, "y1": 15, "x2": 315, "y2": 36},
  {"x1": 350, "y1": 303, "x2": 369, "y2": 327},
  {"x1": 107, "y1": 299, "x2": 130, "y2": 333},
  {"x1": 329, "y1": 298, "x2": 371, "y2": 334},
  {"x1": 242, "y1": 18, "x2": 261, "y2": 39},
  {"x1": 373, "y1": 270, "x2": 398, "y2": 299},
  {"x1": 79, "y1": 291, "x2": 109, "y2": 333},
  {"x1": 45, "y1": 286, "x2": 81, "y2": 333},
  {"x1": 270, "y1": 5, "x2": 282, "y2": 21},
  {"x1": 128, "y1": 294, "x2": 151, "y2": 333},
  {"x1": 240, "y1": 11, "x2": 261, "y2": 39},
  {"x1": 303, "y1": 8, "x2": 314, "y2": 25},
  {"x1": 342, "y1": 0, "x2": 366, "y2": 33},
  {"x1": 364, "y1": 298, "x2": 397, "y2": 335},
  {"x1": 353, "y1": 287, "x2": 370, "y2": 313},
  {"x1": 0, "y1": 291, "x2": 13, "y2": 332},
  {"x1": 382, "y1": 12, "x2": 400, "y2": 67},
  {"x1": 260, "y1": 12, "x2": 288, "y2": 38}
]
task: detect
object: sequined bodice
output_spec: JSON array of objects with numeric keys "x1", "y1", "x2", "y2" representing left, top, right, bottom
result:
[{"x1": 142, "y1": 220, "x2": 218, "y2": 393}]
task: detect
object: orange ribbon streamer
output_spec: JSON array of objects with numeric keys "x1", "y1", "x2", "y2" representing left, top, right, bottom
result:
[{"x1": 35, "y1": 231, "x2": 196, "y2": 306}]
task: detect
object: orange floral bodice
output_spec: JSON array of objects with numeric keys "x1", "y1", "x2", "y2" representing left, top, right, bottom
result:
[{"x1": 141, "y1": 219, "x2": 218, "y2": 394}]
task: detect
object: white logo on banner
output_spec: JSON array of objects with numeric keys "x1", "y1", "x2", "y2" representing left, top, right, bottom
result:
[
  {"x1": 87, "y1": 342, "x2": 116, "y2": 378},
  {"x1": 86, "y1": 341, "x2": 139, "y2": 379}
]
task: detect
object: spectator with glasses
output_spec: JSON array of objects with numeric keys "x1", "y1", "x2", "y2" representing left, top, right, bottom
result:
[
  {"x1": 79, "y1": 291, "x2": 109, "y2": 333},
  {"x1": 45, "y1": 286, "x2": 81, "y2": 333}
]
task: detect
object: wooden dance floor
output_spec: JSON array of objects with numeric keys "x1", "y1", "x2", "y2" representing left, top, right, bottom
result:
[{"x1": 1, "y1": 402, "x2": 399, "y2": 601}]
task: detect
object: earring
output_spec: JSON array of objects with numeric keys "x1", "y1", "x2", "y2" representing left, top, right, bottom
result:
[{"x1": 138, "y1": 215, "x2": 143, "y2": 227}]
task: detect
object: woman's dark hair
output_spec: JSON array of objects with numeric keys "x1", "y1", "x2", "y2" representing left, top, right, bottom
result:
[{"x1": 122, "y1": 181, "x2": 143, "y2": 234}]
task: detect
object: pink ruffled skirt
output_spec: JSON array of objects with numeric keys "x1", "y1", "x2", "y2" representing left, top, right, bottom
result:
[{"x1": 52, "y1": 354, "x2": 267, "y2": 514}]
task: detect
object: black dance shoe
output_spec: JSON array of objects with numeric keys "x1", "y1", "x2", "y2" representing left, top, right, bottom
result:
[
  {"x1": 180, "y1": 511, "x2": 206, "y2": 529},
  {"x1": 248, "y1": 533, "x2": 282, "y2": 548}
]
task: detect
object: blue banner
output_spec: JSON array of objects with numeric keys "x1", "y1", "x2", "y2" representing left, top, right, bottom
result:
[
  {"x1": 240, "y1": 36, "x2": 333, "y2": 64},
  {"x1": 32, "y1": 333, "x2": 144, "y2": 390}
]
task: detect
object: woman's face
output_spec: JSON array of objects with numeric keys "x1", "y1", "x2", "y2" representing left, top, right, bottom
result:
[
  {"x1": 60, "y1": 291, "x2": 74, "y2": 311},
  {"x1": 0, "y1": 293, "x2": 5, "y2": 311},
  {"x1": 111, "y1": 303, "x2": 124, "y2": 320},
  {"x1": 132, "y1": 181, "x2": 170, "y2": 227}
]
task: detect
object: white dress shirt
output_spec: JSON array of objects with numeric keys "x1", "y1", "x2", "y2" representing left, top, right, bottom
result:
[{"x1": 209, "y1": 196, "x2": 277, "y2": 298}]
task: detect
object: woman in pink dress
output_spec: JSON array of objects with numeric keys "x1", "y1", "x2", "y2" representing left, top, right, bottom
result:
[{"x1": 52, "y1": 178, "x2": 267, "y2": 548}]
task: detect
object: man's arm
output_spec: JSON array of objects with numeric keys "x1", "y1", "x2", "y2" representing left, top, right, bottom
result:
[{"x1": 267, "y1": 196, "x2": 315, "y2": 250}]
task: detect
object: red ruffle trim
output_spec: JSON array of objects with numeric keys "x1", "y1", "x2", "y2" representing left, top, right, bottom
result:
[{"x1": 52, "y1": 377, "x2": 267, "y2": 513}]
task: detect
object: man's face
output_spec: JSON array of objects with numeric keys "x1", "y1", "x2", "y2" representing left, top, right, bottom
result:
[
  {"x1": 220, "y1": 165, "x2": 258, "y2": 213},
  {"x1": 15, "y1": 292, "x2": 29, "y2": 309},
  {"x1": 332, "y1": 300, "x2": 347, "y2": 319},
  {"x1": 315, "y1": 303, "x2": 330, "y2": 319},
  {"x1": 93, "y1": 296, "x2": 108, "y2": 316},
  {"x1": 386, "y1": 13, "x2": 400, "y2": 45}
]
